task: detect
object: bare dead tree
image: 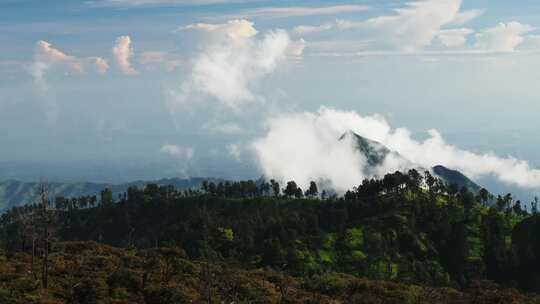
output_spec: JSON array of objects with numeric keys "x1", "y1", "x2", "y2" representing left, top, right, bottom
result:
[{"x1": 38, "y1": 181, "x2": 51, "y2": 290}]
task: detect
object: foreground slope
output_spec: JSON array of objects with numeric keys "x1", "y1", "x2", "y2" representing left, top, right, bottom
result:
[{"x1": 1, "y1": 241, "x2": 538, "y2": 304}]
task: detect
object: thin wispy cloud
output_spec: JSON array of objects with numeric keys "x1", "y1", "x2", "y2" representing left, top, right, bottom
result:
[
  {"x1": 232, "y1": 5, "x2": 369, "y2": 19},
  {"x1": 86, "y1": 0, "x2": 240, "y2": 8},
  {"x1": 450, "y1": 8, "x2": 485, "y2": 25}
]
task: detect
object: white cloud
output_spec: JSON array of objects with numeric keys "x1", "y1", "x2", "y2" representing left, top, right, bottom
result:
[
  {"x1": 236, "y1": 5, "x2": 369, "y2": 19},
  {"x1": 251, "y1": 109, "x2": 368, "y2": 192},
  {"x1": 436, "y1": 28, "x2": 474, "y2": 48},
  {"x1": 173, "y1": 19, "x2": 290, "y2": 109},
  {"x1": 28, "y1": 41, "x2": 109, "y2": 124},
  {"x1": 294, "y1": 23, "x2": 334, "y2": 35},
  {"x1": 90, "y1": 56, "x2": 109, "y2": 74},
  {"x1": 474, "y1": 22, "x2": 535, "y2": 52},
  {"x1": 86, "y1": 0, "x2": 238, "y2": 8},
  {"x1": 112, "y1": 35, "x2": 138, "y2": 75},
  {"x1": 181, "y1": 19, "x2": 258, "y2": 42},
  {"x1": 364, "y1": 0, "x2": 464, "y2": 52},
  {"x1": 252, "y1": 107, "x2": 540, "y2": 192},
  {"x1": 30, "y1": 40, "x2": 83, "y2": 89}
]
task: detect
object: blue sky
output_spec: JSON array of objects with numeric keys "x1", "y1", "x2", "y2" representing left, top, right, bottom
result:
[{"x1": 2, "y1": 0, "x2": 540, "y2": 197}]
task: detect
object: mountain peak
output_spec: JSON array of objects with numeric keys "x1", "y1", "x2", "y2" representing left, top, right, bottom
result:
[
  {"x1": 340, "y1": 131, "x2": 392, "y2": 167},
  {"x1": 340, "y1": 132, "x2": 482, "y2": 193}
]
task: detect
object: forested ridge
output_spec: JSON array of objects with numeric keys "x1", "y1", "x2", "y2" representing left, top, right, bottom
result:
[{"x1": 2, "y1": 170, "x2": 540, "y2": 303}]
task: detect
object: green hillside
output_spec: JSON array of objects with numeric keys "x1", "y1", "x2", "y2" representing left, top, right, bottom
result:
[{"x1": 2, "y1": 170, "x2": 539, "y2": 303}]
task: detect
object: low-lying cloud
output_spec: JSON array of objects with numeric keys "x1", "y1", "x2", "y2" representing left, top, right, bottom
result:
[{"x1": 252, "y1": 107, "x2": 540, "y2": 192}]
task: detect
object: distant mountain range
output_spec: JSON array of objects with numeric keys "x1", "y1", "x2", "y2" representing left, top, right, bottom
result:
[
  {"x1": 342, "y1": 131, "x2": 482, "y2": 193},
  {"x1": 0, "y1": 178, "x2": 216, "y2": 212}
]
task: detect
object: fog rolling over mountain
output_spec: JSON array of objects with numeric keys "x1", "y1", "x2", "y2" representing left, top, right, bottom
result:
[
  {"x1": 0, "y1": 132, "x2": 485, "y2": 211},
  {"x1": 343, "y1": 131, "x2": 482, "y2": 193}
]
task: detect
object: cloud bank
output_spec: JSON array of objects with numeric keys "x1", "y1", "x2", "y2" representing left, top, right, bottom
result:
[{"x1": 252, "y1": 107, "x2": 540, "y2": 192}]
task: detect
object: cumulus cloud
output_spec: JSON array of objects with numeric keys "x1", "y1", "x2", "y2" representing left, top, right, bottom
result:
[
  {"x1": 173, "y1": 19, "x2": 290, "y2": 109},
  {"x1": 364, "y1": 0, "x2": 464, "y2": 52},
  {"x1": 30, "y1": 40, "x2": 83, "y2": 89},
  {"x1": 252, "y1": 107, "x2": 540, "y2": 192},
  {"x1": 29, "y1": 41, "x2": 111, "y2": 88},
  {"x1": 90, "y1": 57, "x2": 109, "y2": 74},
  {"x1": 474, "y1": 22, "x2": 535, "y2": 52},
  {"x1": 112, "y1": 35, "x2": 138, "y2": 75}
]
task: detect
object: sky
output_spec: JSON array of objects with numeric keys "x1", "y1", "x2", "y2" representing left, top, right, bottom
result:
[{"x1": 2, "y1": 0, "x2": 540, "y2": 198}]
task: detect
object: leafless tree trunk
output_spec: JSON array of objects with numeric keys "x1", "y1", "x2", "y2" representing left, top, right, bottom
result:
[
  {"x1": 39, "y1": 182, "x2": 50, "y2": 290},
  {"x1": 31, "y1": 236, "x2": 37, "y2": 280}
]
